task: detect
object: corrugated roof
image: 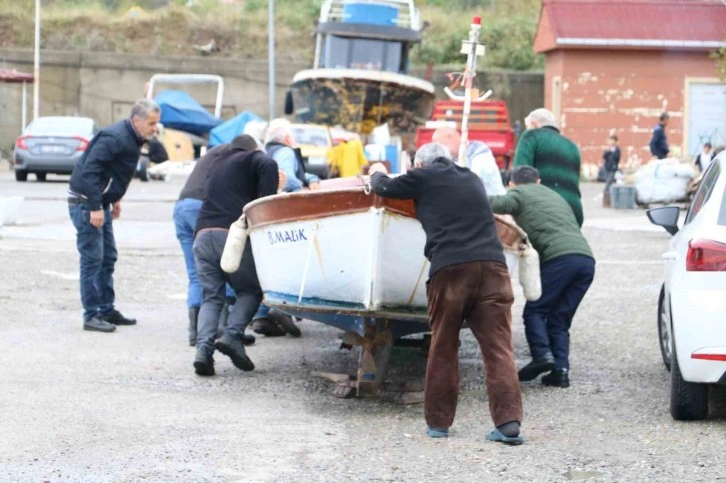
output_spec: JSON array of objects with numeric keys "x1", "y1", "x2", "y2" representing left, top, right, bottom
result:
[
  {"x1": 0, "y1": 68, "x2": 34, "y2": 83},
  {"x1": 534, "y1": 0, "x2": 726, "y2": 52}
]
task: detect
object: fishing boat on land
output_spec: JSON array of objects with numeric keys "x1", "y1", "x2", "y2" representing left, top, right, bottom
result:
[
  {"x1": 244, "y1": 177, "x2": 527, "y2": 395},
  {"x1": 285, "y1": 0, "x2": 435, "y2": 135}
]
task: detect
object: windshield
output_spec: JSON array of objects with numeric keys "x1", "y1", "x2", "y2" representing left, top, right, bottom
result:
[
  {"x1": 322, "y1": 36, "x2": 403, "y2": 73},
  {"x1": 291, "y1": 127, "x2": 329, "y2": 147},
  {"x1": 26, "y1": 117, "x2": 95, "y2": 135}
]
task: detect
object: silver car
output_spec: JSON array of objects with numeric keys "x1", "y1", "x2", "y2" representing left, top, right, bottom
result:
[{"x1": 13, "y1": 116, "x2": 99, "y2": 182}]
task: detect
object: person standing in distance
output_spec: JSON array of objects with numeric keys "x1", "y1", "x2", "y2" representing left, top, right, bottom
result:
[{"x1": 67, "y1": 99, "x2": 161, "y2": 332}]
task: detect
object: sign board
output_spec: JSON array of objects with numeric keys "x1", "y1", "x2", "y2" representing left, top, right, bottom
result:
[{"x1": 685, "y1": 80, "x2": 726, "y2": 158}]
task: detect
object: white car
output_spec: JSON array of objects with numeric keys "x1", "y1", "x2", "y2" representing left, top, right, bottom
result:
[{"x1": 647, "y1": 150, "x2": 726, "y2": 420}]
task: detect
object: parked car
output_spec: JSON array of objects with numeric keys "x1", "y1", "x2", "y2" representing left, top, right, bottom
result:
[
  {"x1": 289, "y1": 123, "x2": 332, "y2": 180},
  {"x1": 13, "y1": 116, "x2": 98, "y2": 182},
  {"x1": 647, "y1": 150, "x2": 726, "y2": 420}
]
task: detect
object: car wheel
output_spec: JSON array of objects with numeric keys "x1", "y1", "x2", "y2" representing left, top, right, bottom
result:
[
  {"x1": 14, "y1": 170, "x2": 28, "y2": 182},
  {"x1": 657, "y1": 284, "x2": 672, "y2": 371},
  {"x1": 670, "y1": 343, "x2": 709, "y2": 420},
  {"x1": 36, "y1": 172, "x2": 47, "y2": 182}
]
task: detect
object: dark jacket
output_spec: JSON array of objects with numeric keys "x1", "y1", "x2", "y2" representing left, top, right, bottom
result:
[
  {"x1": 649, "y1": 124, "x2": 669, "y2": 159},
  {"x1": 68, "y1": 119, "x2": 144, "y2": 210},
  {"x1": 603, "y1": 146, "x2": 621, "y2": 172},
  {"x1": 370, "y1": 157, "x2": 506, "y2": 277},
  {"x1": 178, "y1": 145, "x2": 229, "y2": 202},
  {"x1": 195, "y1": 148, "x2": 278, "y2": 233},
  {"x1": 489, "y1": 184, "x2": 593, "y2": 264},
  {"x1": 142, "y1": 137, "x2": 169, "y2": 164},
  {"x1": 513, "y1": 126, "x2": 583, "y2": 227}
]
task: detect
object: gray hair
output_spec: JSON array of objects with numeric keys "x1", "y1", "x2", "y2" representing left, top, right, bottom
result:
[
  {"x1": 414, "y1": 143, "x2": 450, "y2": 166},
  {"x1": 131, "y1": 98, "x2": 160, "y2": 119},
  {"x1": 525, "y1": 108, "x2": 557, "y2": 129},
  {"x1": 265, "y1": 125, "x2": 292, "y2": 145}
]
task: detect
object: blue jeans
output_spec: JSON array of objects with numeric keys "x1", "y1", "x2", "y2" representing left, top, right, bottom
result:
[
  {"x1": 254, "y1": 304, "x2": 270, "y2": 320},
  {"x1": 69, "y1": 203, "x2": 117, "y2": 322},
  {"x1": 173, "y1": 198, "x2": 234, "y2": 308},
  {"x1": 522, "y1": 254, "x2": 595, "y2": 370}
]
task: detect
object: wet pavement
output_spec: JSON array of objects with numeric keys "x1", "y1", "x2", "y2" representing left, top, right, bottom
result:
[{"x1": 1, "y1": 171, "x2": 724, "y2": 482}]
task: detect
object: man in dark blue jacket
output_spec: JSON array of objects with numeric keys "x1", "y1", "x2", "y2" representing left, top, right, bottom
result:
[
  {"x1": 649, "y1": 112, "x2": 670, "y2": 159},
  {"x1": 68, "y1": 99, "x2": 160, "y2": 332}
]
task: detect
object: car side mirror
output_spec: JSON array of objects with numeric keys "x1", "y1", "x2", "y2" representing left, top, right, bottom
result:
[{"x1": 647, "y1": 206, "x2": 680, "y2": 236}]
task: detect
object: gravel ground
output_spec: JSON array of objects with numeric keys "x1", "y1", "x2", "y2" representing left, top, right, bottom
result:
[{"x1": 0, "y1": 173, "x2": 724, "y2": 482}]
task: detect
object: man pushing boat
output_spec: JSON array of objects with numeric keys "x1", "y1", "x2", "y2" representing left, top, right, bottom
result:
[{"x1": 368, "y1": 143, "x2": 524, "y2": 444}]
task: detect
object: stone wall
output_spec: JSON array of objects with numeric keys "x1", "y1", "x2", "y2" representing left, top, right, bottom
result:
[{"x1": 0, "y1": 48, "x2": 543, "y2": 151}]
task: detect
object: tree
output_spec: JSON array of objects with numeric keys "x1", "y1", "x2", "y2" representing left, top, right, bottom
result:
[{"x1": 713, "y1": 44, "x2": 726, "y2": 81}]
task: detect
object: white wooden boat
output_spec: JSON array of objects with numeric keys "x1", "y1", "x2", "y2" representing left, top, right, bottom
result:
[{"x1": 243, "y1": 177, "x2": 526, "y2": 394}]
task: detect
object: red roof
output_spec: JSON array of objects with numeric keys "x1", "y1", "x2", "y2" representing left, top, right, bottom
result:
[
  {"x1": 534, "y1": 0, "x2": 726, "y2": 53},
  {"x1": 0, "y1": 68, "x2": 34, "y2": 83}
]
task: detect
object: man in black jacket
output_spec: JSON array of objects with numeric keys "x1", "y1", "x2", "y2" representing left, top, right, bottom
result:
[
  {"x1": 68, "y1": 99, "x2": 160, "y2": 332},
  {"x1": 192, "y1": 135, "x2": 279, "y2": 377},
  {"x1": 649, "y1": 112, "x2": 670, "y2": 159},
  {"x1": 369, "y1": 143, "x2": 524, "y2": 444}
]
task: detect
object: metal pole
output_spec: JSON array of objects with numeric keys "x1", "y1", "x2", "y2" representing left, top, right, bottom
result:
[
  {"x1": 22, "y1": 82, "x2": 27, "y2": 129},
  {"x1": 33, "y1": 0, "x2": 40, "y2": 120},
  {"x1": 458, "y1": 17, "x2": 482, "y2": 167},
  {"x1": 268, "y1": 0, "x2": 275, "y2": 120}
]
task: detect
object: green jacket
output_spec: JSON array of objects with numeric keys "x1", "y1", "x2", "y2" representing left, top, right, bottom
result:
[
  {"x1": 513, "y1": 126, "x2": 583, "y2": 226},
  {"x1": 489, "y1": 184, "x2": 593, "y2": 263}
]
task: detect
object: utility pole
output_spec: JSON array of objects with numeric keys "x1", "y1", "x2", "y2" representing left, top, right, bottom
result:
[
  {"x1": 268, "y1": 0, "x2": 275, "y2": 120},
  {"x1": 33, "y1": 0, "x2": 40, "y2": 120}
]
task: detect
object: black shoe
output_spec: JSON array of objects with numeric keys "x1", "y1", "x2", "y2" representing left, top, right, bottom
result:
[
  {"x1": 518, "y1": 354, "x2": 555, "y2": 381},
  {"x1": 252, "y1": 317, "x2": 287, "y2": 337},
  {"x1": 269, "y1": 310, "x2": 302, "y2": 338},
  {"x1": 542, "y1": 368, "x2": 570, "y2": 388},
  {"x1": 83, "y1": 316, "x2": 116, "y2": 333},
  {"x1": 193, "y1": 347, "x2": 215, "y2": 376},
  {"x1": 215, "y1": 336, "x2": 255, "y2": 371},
  {"x1": 241, "y1": 333, "x2": 256, "y2": 346},
  {"x1": 497, "y1": 421, "x2": 521, "y2": 438},
  {"x1": 101, "y1": 309, "x2": 137, "y2": 326},
  {"x1": 188, "y1": 307, "x2": 199, "y2": 347}
]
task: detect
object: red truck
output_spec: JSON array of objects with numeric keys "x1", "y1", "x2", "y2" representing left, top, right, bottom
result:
[{"x1": 415, "y1": 99, "x2": 516, "y2": 173}]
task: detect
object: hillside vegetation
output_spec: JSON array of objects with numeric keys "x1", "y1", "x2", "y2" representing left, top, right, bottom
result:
[{"x1": 0, "y1": 0, "x2": 543, "y2": 70}]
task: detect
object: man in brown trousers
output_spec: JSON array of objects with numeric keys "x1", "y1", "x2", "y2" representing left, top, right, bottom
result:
[{"x1": 369, "y1": 143, "x2": 523, "y2": 444}]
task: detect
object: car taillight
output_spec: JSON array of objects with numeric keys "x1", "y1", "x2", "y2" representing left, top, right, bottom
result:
[
  {"x1": 15, "y1": 136, "x2": 29, "y2": 150},
  {"x1": 74, "y1": 136, "x2": 89, "y2": 151},
  {"x1": 686, "y1": 239, "x2": 726, "y2": 272}
]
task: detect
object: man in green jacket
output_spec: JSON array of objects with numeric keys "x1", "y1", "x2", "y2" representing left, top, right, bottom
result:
[
  {"x1": 513, "y1": 108, "x2": 583, "y2": 227},
  {"x1": 489, "y1": 166, "x2": 595, "y2": 388}
]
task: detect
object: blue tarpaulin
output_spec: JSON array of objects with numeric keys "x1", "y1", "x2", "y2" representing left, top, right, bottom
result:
[
  {"x1": 209, "y1": 111, "x2": 264, "y2": 147},
  {"x1": 154, "y1": 90, "x2": 221, "y2": 136}
]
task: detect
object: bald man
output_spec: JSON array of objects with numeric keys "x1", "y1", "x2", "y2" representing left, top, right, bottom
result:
[{"x1": 432, "y1": 127, "x2": 506, "y2": 196}]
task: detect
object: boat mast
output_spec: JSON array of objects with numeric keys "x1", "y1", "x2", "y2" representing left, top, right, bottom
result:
[{"x1": 444, "y1": 16, "x2": 492, "y2": 167}]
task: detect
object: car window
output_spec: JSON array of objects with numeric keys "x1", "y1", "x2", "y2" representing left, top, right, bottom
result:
[
  {"x1": 291, "y1": 127, "x2": 328, "y2": 147},
  {"x1": 27, "y1": 117, "x2": 95, "y2": 136},
  {"x1": 685, "y1": 161, "x2": 721, "y2": 224}
]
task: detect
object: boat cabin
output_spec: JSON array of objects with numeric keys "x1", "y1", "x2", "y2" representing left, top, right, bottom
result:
[{"x1": 313, "y1": 0, "x2": 424, "y2": 74}]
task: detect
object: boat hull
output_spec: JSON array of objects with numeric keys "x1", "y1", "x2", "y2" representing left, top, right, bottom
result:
[
  {"x1": 289, "y1": 68, "x2": 435, "y2": 135},
  {"x1": 244, "y1": 184, "x2": 525, "y2": 338}
]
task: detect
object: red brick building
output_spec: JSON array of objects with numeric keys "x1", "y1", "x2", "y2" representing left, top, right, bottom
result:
[{"x1": 533, "y1": 0, "x2": 726, "y2": 169}]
